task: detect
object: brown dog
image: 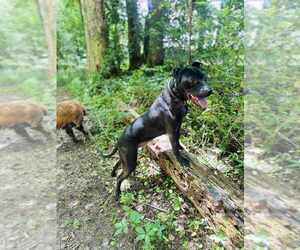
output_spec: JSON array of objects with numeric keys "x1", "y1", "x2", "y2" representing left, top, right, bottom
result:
[
  {"x1": 0, "y1": 100, "x2": 51, "y2": 141},
  {"x1": 56, "y1": 100, "x2": 89, "y2": 142}
]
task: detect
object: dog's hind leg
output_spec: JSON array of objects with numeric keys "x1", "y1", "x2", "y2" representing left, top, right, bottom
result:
[
  {"x1": 115, "y1": 169, "x2": 130, "y2": 201},
  {"x1": 115, "y1": 146, "x2": 137, "y2": 201},
  {"x1": 111, "y1": 159, "x2": 121, "y2": 177}
]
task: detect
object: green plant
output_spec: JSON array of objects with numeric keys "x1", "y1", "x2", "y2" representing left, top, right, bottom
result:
[
  {"x1": 64, "y1": 218, "x2": 81, "y2": 229},
  {"x1": 114, "y1": 205, "x2": 166, "y2": 250},
  {"x1": 120, "y1": 192, "x2": 135, "y2": 206},
  {"x1": 210, "y1": 231, "x2": 229, "y2": 249},
  {"x1": 188, "y1": 219, "x2": 205, "y2": 231}
]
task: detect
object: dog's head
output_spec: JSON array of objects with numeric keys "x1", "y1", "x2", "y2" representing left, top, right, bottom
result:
[{"x1": 172, "y1": 61, "x2": 212, "y2": 109}]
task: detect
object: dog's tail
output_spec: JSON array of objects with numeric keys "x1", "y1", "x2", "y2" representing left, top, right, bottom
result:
[{"x1": 101, "y1": 143, "x2": 118, "y2": 158}]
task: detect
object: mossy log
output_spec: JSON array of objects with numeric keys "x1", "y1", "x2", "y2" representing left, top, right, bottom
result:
[{"x1": 119, "y1": 102, "x2": 244, "y2": 248}]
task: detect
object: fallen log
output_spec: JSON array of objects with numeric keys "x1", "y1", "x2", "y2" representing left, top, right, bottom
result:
[{"x1": 119, "y1": 102, "x2": 244, "y2": 248}]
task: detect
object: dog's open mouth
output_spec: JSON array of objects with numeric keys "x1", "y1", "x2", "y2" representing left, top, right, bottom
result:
[{"x1": 189, "y1": 95, "x2": 208, "y2": 109}]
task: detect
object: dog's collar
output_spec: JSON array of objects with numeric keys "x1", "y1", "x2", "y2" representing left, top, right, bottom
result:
[
  {"x1": 167, "y1": 79, "x2": 187, "y2": 102},
  {"x1": 167, "y1": 79, "x2": 180, "y2": 100}
]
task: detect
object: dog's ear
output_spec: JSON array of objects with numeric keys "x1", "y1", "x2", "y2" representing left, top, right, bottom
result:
[
  {"x1": 172, "y1": 67, "x2": 181, "y2": 80},
  {"x1": 191, "y1": 61, "x2": 202, "y2": 69}
]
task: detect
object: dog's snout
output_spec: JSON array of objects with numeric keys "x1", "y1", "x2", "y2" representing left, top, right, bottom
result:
[{"x1": 201, "y1": 85, "x2": 213, "y2": 97}]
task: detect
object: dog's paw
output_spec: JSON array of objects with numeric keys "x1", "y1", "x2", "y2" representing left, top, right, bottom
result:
[
  {"x1": 120, "y1": 179, "x2": 132, "y2": 192},
  {"x1": 176, "y1": 154, "x2": 190, "y2": 167}
]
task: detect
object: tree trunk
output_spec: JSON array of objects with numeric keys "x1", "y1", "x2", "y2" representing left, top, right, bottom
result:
[
  {"x1": 144, "y1": 0, "x2": 166, "y2": 66},
  {"x1": 80, "y1": 0, "x2": 108, "y2": 73},
  {"x1": 125, "y1": 0, "x2": 142, "y2": 70},
  {"x1": 187, "y1": 0, "x2": 194, "y2": 64},
  {"x1": 109, "y1": 0, "x2": 121, "y2": 74},
  {"x1": 195, "y1": 0, "x2": 209, "y2": 53},
  {"x1": 119, "y1": 102, "x2": 244, "y2": 249},
  {"x1": 36, "y1": 0, "x2": 56, "y2": 80},
  {"x1": 143, "y1": 16, "x2": 150, "y2": 63}
]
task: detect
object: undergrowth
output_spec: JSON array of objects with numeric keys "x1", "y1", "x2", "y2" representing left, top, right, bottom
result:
[{"x1": 110, "y1": 173, "x2": 230, "y2": 250}]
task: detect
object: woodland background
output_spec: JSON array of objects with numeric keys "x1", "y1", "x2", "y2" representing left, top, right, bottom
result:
[
  {"x1": 57, "y1": 0, "x2": 244, "y2": 176},
  {"x1": 0, "y1": 0, "x2": 299, "y2": 249}
]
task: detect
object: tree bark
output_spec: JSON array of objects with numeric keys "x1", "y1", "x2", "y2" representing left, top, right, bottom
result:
[
  {"x1": 144, "y1": 0, "x2": 166, "y2": 66},
  {"x1": 125, "y1": 0, "x2": 142, "y2": 70},
  {"x1": 36, "y1": 0, "x2": 56, "y2": 80},
  {"x1": 143, "y1": 16, "x2": 150, "y2": 63},
  {"x1": 119, "y1": 102, "x2": 244, "y2": 249},
  {"x1": 187, "y1": 0, "x2": 194, "y2": 64},
  {"x1": 109, "y1": 0, "x2": 121, "y2": 74},
  {"x1": 80, "y1": 0, "x2": 108, "y2": 73}
]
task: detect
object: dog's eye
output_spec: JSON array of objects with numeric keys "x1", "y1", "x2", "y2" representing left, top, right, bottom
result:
[
  {"x1": 189, "y1": 82, "x2": 197, "y2": 88},
  {"x1": 187, "y1": 82, "x2": 195, "y2": 88}
]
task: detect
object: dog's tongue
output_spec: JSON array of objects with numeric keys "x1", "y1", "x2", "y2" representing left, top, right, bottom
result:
[{"x1": 190, "y1": 95, "x2": 208, "y2": 108}]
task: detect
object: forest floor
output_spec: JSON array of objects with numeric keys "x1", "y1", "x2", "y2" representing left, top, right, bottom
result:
[
  {"x1": 0, "y1": 92, "x2": 56, "y2": 250},
  {"x1": 1, "y1": 87, "x2": 298, "y2": 249},
  {"x1": 57, "y1": 89, "x2": 135, "y2": 250},
  {"x1": 56, "y1": 88, "x2": 213, "y2": 250},
  {"x1": 0, "y1": 88, "x2": 237, "y2": 250},
  {"x1": 0, "y1": 89, "x2": 133, "y2": 250},
  {"x1": 57, "y1": 139, "x2": 134, "y2": 250}
]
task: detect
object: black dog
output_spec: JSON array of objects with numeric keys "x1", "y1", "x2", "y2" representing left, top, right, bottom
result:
[{"x1": 103, "y1": 62, "x2": 212, "y2": 201}]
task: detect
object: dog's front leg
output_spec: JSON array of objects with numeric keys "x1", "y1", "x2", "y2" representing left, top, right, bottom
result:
[
  {"x1": 166, "y1": 122, "x2": 190, "y2": 166},
  {"x1": 174, "y1": 126, "x2": 184, "y2": 150}
]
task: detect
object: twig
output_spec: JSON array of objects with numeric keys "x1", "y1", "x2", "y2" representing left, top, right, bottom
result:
[
  {"x1": 144, "y1": 217, "x2": 155, "y2": 223},
  {"x1": 145, "y1": 203, "x2": 168, "y2": 213},
  {"x1": 100, "y1": 192, "x2": 113, "y2": 211},
  {"x1": 277, "y1": 131, "x2": 298, "y2": 148}
]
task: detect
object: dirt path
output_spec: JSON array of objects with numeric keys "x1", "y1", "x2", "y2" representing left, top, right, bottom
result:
[
  {"x1": 0, "y1": 93, "x2": 56, "y2": 249},
  {"x1": 0, "y1": 142, "x2": 56, "y2": 250},
  {"x1": 56, "y1": 90, "x2": 133, "y2": 249},
  {"x1": 0, "y1": 91, "x2": 133, "y2": 250}
]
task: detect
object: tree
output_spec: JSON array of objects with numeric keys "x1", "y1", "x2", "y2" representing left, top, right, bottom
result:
[
  {"x1": 80, "y1": 0, "x2": 108, "y2": 73},
  {"x1": 108, "y1": 0, "x2": 122, "y2": 74},
  {"x1": 144, "y1": 0, "x2": 167, "y2": 66},
  {"x1": 125, "y1": 0, "x2": 142, "y2": 70},
  {"x1": 194, "y1": 0, "x2": 210, "y2": 53},
  {"x1": 187, "y1": 0, "x2": 195, "y2": 64},
  {"x1": 36, "y1": 0, "x2": 56, "y2": 79}
]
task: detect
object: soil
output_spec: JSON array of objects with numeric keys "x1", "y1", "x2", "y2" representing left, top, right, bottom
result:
[
  {"x1": 0, "y1": 90, "x2": 134, "y2": 250},
  {"x1": 0, "y1": 93, "x2": 56, "y2": 249},
  {"x1": 57, "y1": 141, "x2": 135, "y2": 250},
  {"x1": 0, "y1": 89, "x2": 245, "y2": 250},
  {"x1": 56, "y1": 89, "x2": 134, "y2": 249}
]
